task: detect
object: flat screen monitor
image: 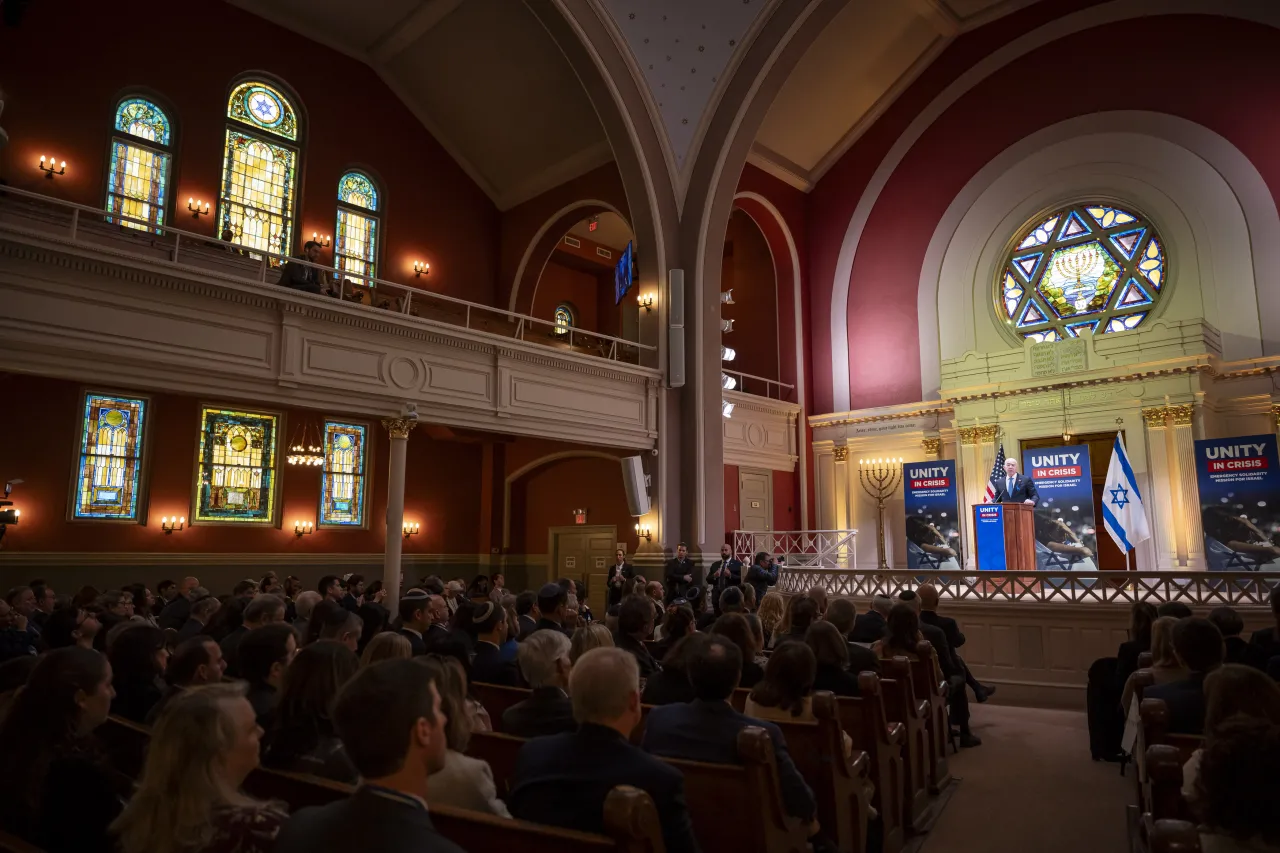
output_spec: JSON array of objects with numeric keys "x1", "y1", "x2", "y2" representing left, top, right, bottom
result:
[{"x1": 614, "y1": 241, "x2": 634, "y2": 305}]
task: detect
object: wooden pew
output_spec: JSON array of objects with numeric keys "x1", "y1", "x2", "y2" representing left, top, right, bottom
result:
[
  {"x1": 467, "y1": 729, "x2": 525, "y2": 794},
  {"x1": 1148, "y1": 819, "x2": 1201, "y2": 853},
  {"x1": 471, "y1": 681, "x2": 533, "y2": 733},
  {"x1": 1136, "y1": 698, "x2": 1203, "y2": 816},
  {"x1": 1145, "y1": 744, "x2": 1189, "y2": 822},
  {"x1": 663, "y1": 727, "x2": 811, "y2": 853},
  {"x1": 906, "y1": 642, "x2": 952, "y2": 793},
  {"x1": 878, "y1": 657, "x2": 930, "y2": 832},
  {"x1": 837, "y1": 676, "x2": 906, "y2": 853},
  {"x1": 98, "y1": 715, "x2": 151, "y2": 780},
  {"x1": 1137, "y1": 651, "x2": 1154, "y2": 670}
]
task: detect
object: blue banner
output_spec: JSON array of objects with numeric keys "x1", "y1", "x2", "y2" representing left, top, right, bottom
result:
[
  {"x1": 902, "y1": 460, "x2": 962, "y2": 570},
  {"x1": 1022, "y1": 444, "x2": 1099, "y2": 571},
  {"x1": 1195, "y1": 433, "x2": 1280, "y2": 571},
  {"x1": 973, "y1": 504, "x2": 1007, "y2": 570}
]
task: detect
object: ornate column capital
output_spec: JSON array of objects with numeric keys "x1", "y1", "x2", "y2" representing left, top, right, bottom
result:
[
  {"x1": 975, "y1": 425, "x2": 1001, "y2": 444},
  {"x1": 1142, "y1": 406, "x2": 1169, "y2": 428},
  {"x1": 1273, "y1": 403, "x2": 1280, "y2": 433},
  {"x1": 921, "y1": 438, "x2": 941, "y2": 458},
  {"x1": 381, "y1": 417, "x2": 420, "y2": 439},
  {"x1": 958, "y1": 427, "x2": 977, "y2": 446},
  {"x1": 832, "y1": 446, "x2": 848, "y2": 463},
  {"x1": 1168, "y1": 404, "x2": 1195, "y2": 427}
]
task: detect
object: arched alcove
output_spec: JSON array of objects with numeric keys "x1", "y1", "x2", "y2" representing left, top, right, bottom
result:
[
  {"x1": 503, "y1": 451, "x2": 631, "y2": 553},
  {"x1": 720, "y1": 208, "x2": 781, "y2": 387},
  {"x1": 526, "y1": 211, "x2": 635, "y2": 344}
]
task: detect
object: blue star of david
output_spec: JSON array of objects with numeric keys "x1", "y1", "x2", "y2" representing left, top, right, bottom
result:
[
  {"x1": 1109, "y1": 485, "x2": 1130, "y2": 509},
  {"x1": 251, "y1": 97, "x2": 275, "y2": 119}
]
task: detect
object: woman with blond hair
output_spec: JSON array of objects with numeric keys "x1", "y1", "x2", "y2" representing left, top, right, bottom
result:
[
  {"x1": 113, "y1": 683, "x2": 287, "y2": 853},
  {"x1": 1121, "y1": 616, "x2": 1186, "y2": 711},
  {"x1": 570, "y1": 622, "x2": 613, "y2": 664},
  {"x1": 757, "y1": 592, "x2": 786, "y2": 650},
  {"x1": 359, "y1": 631, "x2": 411, "y2": 666}
]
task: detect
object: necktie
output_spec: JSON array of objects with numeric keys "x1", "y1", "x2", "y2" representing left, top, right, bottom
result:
[{"x1": 1007, "y1": 476, "x2": 1014, "y2": 495}]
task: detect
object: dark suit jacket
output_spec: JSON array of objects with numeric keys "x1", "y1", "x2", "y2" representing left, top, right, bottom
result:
[
  {"x1": 850, "y1": 610, "x2": 887, "y2": 644},
  {"x1": 813, "y1": 663, "x2": 861, "y2": 697},
  {"x1": 175, "y1": 618, "x2": 208, "y2": 643},
  {"x1": 1145, "y1": 672, "x2": 1209, "y2": 734},
  {"x1": 340, "y1": 593, "x2": 360, "y2": 614},
  {"x1": 535, "y1": 617, "x2": 570, "y2": 638},
  {"x1": 919, "y1": 621, "x2": 959, "y2": 679},
  {"x1": 246, "y1": 681, "x2": 278, "y2": 729},
  {"x1": 641, "y1": 666, "x2": 696, "y2": 706},
  {"x1": 425, "y1": 623, "x2": 450, "y2": 646},
  {"x1": 745, "y1": 561, "x2": 779, "y2": 603},
  {"x1": 398, "y1": 628, "x2": 429, "y2": 656},
  {"x1": 517, "y1": 614, "x2": 538, "y2": 641},
  {"x1": 1223, "y1": 635, "x2": 1251, "y2": 666},
  {"x1": 502, "y1": 687, "x2": 576, "y2": 739},
  {"x1": 641, "y1": 698, "x2": 816, "y2": 822},
  {"x1": 846, "y1": 641, "x2": 881, "y2": 676},
  {"x1": 277, "y1": 257, "x2": 329, "y2": 294},
  {"x1": 158, "y1": 595, "x2": 192, "y2": 631},
  {"x1": 510, "y1": 723, "x2": 699, "y2": 853},
  {"x1": 275, "y1": 784, "x2": 465, "y2": 853},
  {"x1": 219, "y1": 625, "x2": 249, "y2": 679},
  {"x1": 1116, "y1": 637, "x2": 1152, "y2": 689},
  {"x1": 921, "y1": 609, "x2": 965, "y2": 649},
  {"x1": 665, "y1": 558, "x2": 697, "y2": 602},
  {"x1": 1247, "y1": 626, "x2": 1280, "y2": 671},
  {"x1": 471, "y1": 641, "x2": 522, "y2": 687},
  {"x1": 607, "y1": 563, "x2": 635, "y2": 606},
  {"x1": 991, "y1": 473, "x2": 1039, "y2": 505},
  {"x1": 110, "y1": 676, "x2": 165, "y2": 724}
]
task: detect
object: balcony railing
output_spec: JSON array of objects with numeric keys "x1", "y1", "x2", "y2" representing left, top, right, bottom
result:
[
  {"x1": 733, "y1": 529, "x2": 858, "y2": 569},
  {"x1": 723, "y1": 369, "x2": 795, "y2": 401},
  {"x1": 0, "y1": 186, "x2": 656, "y2": 364}
]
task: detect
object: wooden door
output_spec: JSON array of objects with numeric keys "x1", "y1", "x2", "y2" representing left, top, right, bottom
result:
[
  {"x1": 549, "y1": 526, "x2": 617, "y2": 596},
  {"x1": 1020, "y1": 432, "x2": 1126, "y2": 570},
  {"x1": 739, "y1": 468, "x2": 773, "y2": 532}
]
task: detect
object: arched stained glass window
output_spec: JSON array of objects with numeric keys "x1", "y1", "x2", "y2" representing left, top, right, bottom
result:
[
  {"x1": 334, "y1": 171, "x2": 379, "y2": 282},
  {"x1": 194, "y1": 407, "x2": 279, "y2": 524},
  {"x1": 998, "y1": 203, "x2": 1166, "y2": 342},
  {"x1": 219, "y1": 80, "x2": 300, "y2": 263},
  {"x1": 553, "y1": 303, "x2": 575, "y2": 336},
  {"x1": 73, "y1": 392, "x2": 149, "y2": 520},
  {"x1": 319, "y1": 420, "x2": 368, "y2": 527},
  {"x1": 106, "y1": 98, "x2": 172, "y2": 233}
]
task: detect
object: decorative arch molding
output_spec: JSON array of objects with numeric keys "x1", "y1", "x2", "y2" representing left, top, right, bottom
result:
[
  {"x1": 828, "y1": 0, "x2": 1280, "y2": 412},
  {"x1": 507, "y1": 199, "x2": 630, "y2": 317},
  {"x1": 919, "y1": 112, "x2": 1278, "y2": 397},
  {"x1": 502, "y1": 450, "x2": 625, "y2": 549}
]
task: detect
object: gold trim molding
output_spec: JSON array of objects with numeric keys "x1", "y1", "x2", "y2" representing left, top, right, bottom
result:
[
  {"x1": 832, "y1": 446, "x2": 848, "y2": 462},
  {"x1": 922, "y1": 438, "x2": 941, "y2": 456},
  {"x1": 1142, "y1": 404, "x2": 1195, "y2": 429},
  {"x1": 381, "y1": 417, "x2": 420, "y2": 439}
]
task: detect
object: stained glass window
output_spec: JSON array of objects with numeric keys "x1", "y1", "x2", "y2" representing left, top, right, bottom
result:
[
  {"x1": 73, "y1": 393, "x2": 148, "y2": 520},
  {"x1": 194, "y1": 407, "x2": 279, "y2": 524},
  {"x1": 554, "y1": 303, "x2": 575, "y2": 336},
  {"x1": 319, "y1": 421, "x2": 368, "y2": 527},
  {"x1": 106, "y1": 98, "x2": 172, "y2": 233},
  {"x1": 998, "y1": 203, "x2": 1167, "y2": 342},
  {"x1": 334, "y1": 172, "x2": 379, "y2": 283},
  {"x1": 219, "y1": 81, "x2": 300, "y2": 263}
]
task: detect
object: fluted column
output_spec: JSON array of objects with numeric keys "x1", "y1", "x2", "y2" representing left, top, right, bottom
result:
[
  {"x1": 832, "y1": 446, "x2": 849, "y2": 561},
  {"x1": 1169, "y1": 404, "x2": 1206, "y2": 570},
  {"x1": 381, "y1": 417, "x2": 418, "y2": 613},
  {"x1": 957, "y1": 427, "x2": 984, "y2": 569},
  {"x1": 1142, "y1": 407, "x2": 1180, "y2": 569}
]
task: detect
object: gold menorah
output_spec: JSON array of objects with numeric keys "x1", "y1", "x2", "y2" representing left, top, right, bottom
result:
[
  {"x1": 858, "y1": 457, "x2": 903, "y2": 570},
  {"x1": 1053, "y1": 244, "x2": 1100, "y2": 286}
]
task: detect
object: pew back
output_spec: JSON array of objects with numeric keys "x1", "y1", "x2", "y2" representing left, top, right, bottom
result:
[
  {"x1": 837, "y1": 677, "x2": 906, "y2": 853},
  {"x1": 472, "y1": 682, "x2": 533, "y2": 733}
]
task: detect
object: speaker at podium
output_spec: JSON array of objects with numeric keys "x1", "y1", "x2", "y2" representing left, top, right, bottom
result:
[{"x1": 973, "y1": 503, "x2": 1037, "y2": 571}]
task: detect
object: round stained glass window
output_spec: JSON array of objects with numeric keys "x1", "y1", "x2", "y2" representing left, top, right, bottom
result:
[
  {"x1": 997, "y1": 203, "x2": 1166, "y2": 342},
  {"x1": 246, "y1": 89, "x2": 282, "y2": 126}
]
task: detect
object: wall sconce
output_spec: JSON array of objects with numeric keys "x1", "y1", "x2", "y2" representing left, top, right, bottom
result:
[
  {"x1": 310, "y1": 232, "x2": 331, "y2": 248},
  {"x1": 187, "y1": 198, "x2": 210, "y2": 219},
  {"x1": 38, "y1": 155, "x2": 65, "y2": 179},
  {"x1": 294, "y1": 519, "x2": 314, "y2": 537},
  {"x1": 634, "y1": 522, "x2": 652, "y2": 542},
  {"x1": 403, "y1": 521, "x2": 420, "y2": 538},
  {"x1": 160, "y1": 515, "x2": 185, "y2": 534},
  {"x1": 720, "y1": 289, "x2": 735, "y2": 305},
  {"x1": 637, "y1": 293, "x2": 654, "y2": 312},
  {"x1": 720, "y1": 318, "x2": 734, "y2": 333},
  {"x1": 413, "y1": 261, "x2": 430, "y2": 277}
]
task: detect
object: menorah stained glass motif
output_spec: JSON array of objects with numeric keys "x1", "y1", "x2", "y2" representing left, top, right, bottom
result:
[
  {"x1": 106, "y1": 98, "x2": 172, "y2": 233},
  {"x1": 998, "y1": 203, "x2": 1166, "y2": 341},
  {"x1": 335, "y1": 172, "x2": 379, "y2": 282},
  {"x1": 194, "y1": 407, "x2": 279, "y2": 524},
  {"x1": 219, "y1": 81, "x2": 300, "y2": 264},
  {"x1": 74, "y1": 393, "x2": 148, "y2": 520},
  {"x1": 319, "y1": 421, "x2": 368, "y2": 527}
]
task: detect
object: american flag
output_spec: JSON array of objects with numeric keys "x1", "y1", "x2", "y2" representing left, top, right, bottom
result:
[{"x1": 984, "y1": 443, "x2": 1006, "y2": 503}]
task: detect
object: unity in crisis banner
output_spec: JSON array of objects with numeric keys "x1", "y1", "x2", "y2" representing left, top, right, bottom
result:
[
  {"x1": 1195, "y1": 433, "x2": 1280, "y2": 571},
  {"x1": 1021, "y1": 444, "x2": 1099, "y2": 571},
  {"x1": 902, "y1": 460, "x2": 962, "y2": 570}
]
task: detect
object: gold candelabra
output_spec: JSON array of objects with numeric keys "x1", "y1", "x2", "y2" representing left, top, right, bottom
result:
[
  {"x1": 1053, "y1": 245, "x2": 1100, "y2": 311},
  {"x1": 858, "y1": 456, "x2": 903, "y2": 570}
]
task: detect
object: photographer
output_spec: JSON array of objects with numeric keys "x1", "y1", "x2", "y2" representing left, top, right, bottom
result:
[{"x1": 746, "y1": 552, "x2": 781, "y2": 604}]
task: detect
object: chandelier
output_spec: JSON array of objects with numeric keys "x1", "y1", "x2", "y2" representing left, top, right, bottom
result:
[{"x1": 287, "y1": 418, "x2": 324, "y2": 467}]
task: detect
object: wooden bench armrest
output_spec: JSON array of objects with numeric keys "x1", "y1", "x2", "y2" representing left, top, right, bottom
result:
[
  {"x1": 885, "y1": 721, "x2": 905, "y2": 745},
  {"x1": 601, "y1": 786, "x2": 666, "y2": 853},
  {"x1": 849, "y1": 749, "x2": 871, "y2": 781},
  {"x1": 1148, "y1": 819, "x2": 1201, "y2": 853}
]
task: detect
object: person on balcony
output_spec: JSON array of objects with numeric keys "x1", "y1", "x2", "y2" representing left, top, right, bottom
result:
[{"x1": 278, "y1": 241, "x2": 333, "y2": 295}]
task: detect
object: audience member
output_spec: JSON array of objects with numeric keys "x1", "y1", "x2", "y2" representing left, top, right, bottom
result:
[
  {"x1": 779, "y1": 595, "x2": 819, "y2": 646},
  {"x1": 1206, "y1": 607, "x2": 1249, "y2": 665},
  {"x1": 317, "y1": 574, "x2": 344, "y2": 604},
  {"x1": 356, "y1": 601, "x2": 392, "y2": 655},
  {"x1": 0, "y1": 647, "x2": 128, "y2": 852},
  {"x1": 157, "y1": 579, "x2": 177, "y2": 606},
  {"x1": 1113, "y1": 600, "x2": 1160, "y2": 689},
  {"x1": 1158, "y1": 601, "x2": 1194, "y2": 620},
  {"x1": 535, "y1": 582, "x2": 571, "y2": 635},
  {"x1": 147, "y1": 636, "x2": 227, "y2": 724},
  {"x1": 515, "y1": 590, "x2": 538, "y2": 640},
  {"x1": 807, "y1": 585, "x2": 829, "y2": 618},
  {"x1": 652, "y1": 601, "x2": 695, "y2": 658},
  {"x1": 851, "y1": 594, "x2": 893, "y2": 643},
  {"x1": 711, "y1": 612, "x2": 764, "y2": 689},
  {"x1": 644, "y1": 581, "x2": 667, "y2": 627},
  {"x1": 418, "y1": 656, "x2": 511, "y2": 816},
  {"x1": 290, "y1": 590, "x2": 321, "y2": 635},
  {"x1": 0, "y1": 655, "x2": 37, "y2": 693},
  {"x1": 204, "y1": 595, "x2": 247, "y2": 644},
  {"x1": 124, "y1": 583, "x2": 158, "y2": 627},
  {"x1": 396, "y1": 591, "x2": 433, "y2": 655},
  {"x1": 808, "y1": 621, "x2": 862, "y2": 696},
  {"x1": 1182, "y1": 664, "x2": 1280, "y2": 803},
  {"x1": 1246, "y1": 587, "x2": 1280, "y2": 672},
  {"x1": 361, "y1": 631, "x2": 412, "y2": 666},
  {"x1": 741, "y1": 582, "x2": 758, "y2": 613},
  {"x1": 425, "y1": 594, "x2": 451, "y2": 644},
  {"x1": 42, "y1": 605, "x2": 101, "y2": 650},
  {"x1": 642, "y1": 633, "x2": 819, "y2": 834},
  {"x1": 1121, "y1": 616, "x2": 1186, "y2": 711},
  {"x1": 29, "y1": 580, "x2": 55, "y2": 629},
  {"x1": 489, "y1": 572, "x2": 506, "y2": 604},
  {"x1": 221, "y1": 594, "x2": 285, "y2": 678},
  {"x1": 318, "y1": 605, "x2": 363, "y2": 652},
  {"x1": 158, "y1": 576, "x2": 201, "y2": 631},
  {"x1": 114, "y1": 683, "x2": 288, "y2": 853},
  {"x1": 615, "y1": 595, "x2": 660, "y2": 677},
  {"x1": 177, "y1": 594, "x2": 222, "y2": 642},
  {"x1": 642, "y1": 636, "x2": 699, "y2": 706},
  {"x1": 5, "y1": 586, "x2": 40, "y2": 639},
  {"x1": 74, "y1": 584, "x2": 103, "y2": 609},
  {"x1": 470, "y1": 601, "x2": 521, "y2": 686},
  {"x1": 570, "y1": 622, "x2": 614, "y2": 664},
  {"x1": 1146, "y1": 616, "x2": 1225, "y2": 734},
  {"x1": 505, "y1": 629, "x2": 575, "y2": 737},
  {"x1": 238, "y1": 622, "x2": 298, "y2": 727},
  {"x1": 705, "y1": 585, "x2": 745, "y2": 631},
  {"x1": 232, "y1": 579, "x2": 260, "y2": 599},
  {"x1": 823, "y1": 597, "x2": 881, "y2": 675},
  {"x1": 340, "y1": 574, "x2": 364, "y2": 613},
  {"x1": 278, "y1": 240, "x2": 332, "y2": 294},
  {"x1": 918, "y1": 583, "x2": 994, "y2": 701},
  {"x1": 444, "y1": 596, "x2": 478, "y2": 654},
  {"x1": 275, "y1": 659, "x2": 466, "y2": 853},
  {"x1": 0, "y1": 598, "x2": 39, "y2": 662},
  {"x1": 757, "y1": 591, "x2": 786, "y2": 649},
  {"x1": 1192, "y1": 718, "x2": 1280, "y2": 853},
  {"x1": 608, "y1": 549, "x2": 635, "y2": 608},
  {"x1": 509, "y1": 647, "x2": 699, "y2": 853},
  {"x1": 109, "y1": 624, "x2": 169, "y2": 723},
  {"x1": 263, "y1": 640, "x2": 360, "y2": 784}
]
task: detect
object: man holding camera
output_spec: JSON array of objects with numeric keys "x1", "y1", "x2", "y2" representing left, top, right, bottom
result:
[{"x1": 746, "y1": 551, "x2": 780, "y2": 604}]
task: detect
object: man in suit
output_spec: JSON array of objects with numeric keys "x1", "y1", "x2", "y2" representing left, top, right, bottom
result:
[
  {"x1": 1147, "y1": 617, "x2": 1225, "y2": 734},
  {"x1": 614, "y1": 595, "x2": 660, "y2": 678},
  {"x1": 823, "y1": 598, "x2": 881, "y2": 675},
  {"x1": 397, "y1": 592, "x2": 432, "y2": 656},
  {"x1": 515, "y1": 590, "x2": 538, "y2": 641},
  {"x1": 318, "y1": 574, "x2": 346, "y2": 605},
  {"x1": 470, "y1": 601, "x2": 522, "y2": 686},
  {"x1": 535, "y1": 583, "x2": 571, "y2": 636},
  {"x1": 708, "y1": 543, "x2": 742, "y2": 617},
  {"x1": 220, "y1": 594, "x2": 285, "y2": 678},
  {"x1": 745, "y1": 551, "x2": 779, "y2": 604},
  {"x1": 275, "y1": 660, "x2": 465, "y2": 853},
  {"x1": 918, "y1": 583, "x2": 996, "y2": 702},
  {"x1": 991, "y1": 457, "x2": 1039, "y2": 505},
  {"x1": 665, "y1": 542, "x2": 696, "y2": 603},
  {"x1": 145, "y1": 636, "x2": 225, "y2": 724},
  {"x1": 896, "y1": 590, "x2": 981, "y2": 746},
  {"x1": 277, "y1": 240, "x2": 334, "y2": 296},
  {"x1": 158, "y1": 576, "x2": 200, "y2": 631},
  {"x1": 642, "y1": 633, "x2": 818, "y2": 830},
  {"x1": 1246, "y1": 587, "x2": 1280, "y2": 672},
  {"x1": 238, "y1": 622, "x2": 298, "y2": 728},
  {"x1": 509, "y1": 647, "x2": 699, "y2": 853},
  {"x1": 607, "y1": 549, "x2": 635, "y2": 608},
  {"x1": 424, "y1": 595, "x2": 451, "y2": 645},
  {"x1": 175, "y1": 595, "x2": 221, "y2": 642},
  {"x1": 290, "y1": 590, "x2": 321, "y2": 636},
  {"x1": 851, "y1": 594, "x2": 892, "y2": 643},
  {"x1": 505, "y1": 629, "x2": 576, "y2": 737},
  {"x1": 340, "y1": 574, "x2": 364, "y2": 613}
]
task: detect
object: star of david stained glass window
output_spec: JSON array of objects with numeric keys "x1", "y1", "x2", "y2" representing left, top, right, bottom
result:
[
  {"x1": 219, "y1": 81, "x2": 300, "y2": 264},
  {"x1": 997, "y1": 203, "x2": 1166, "y2": 342}
]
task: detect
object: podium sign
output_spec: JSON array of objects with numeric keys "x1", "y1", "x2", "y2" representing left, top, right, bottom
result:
[{"x1": 973, "y1": 504, "x2": 1007, "y2": 570}]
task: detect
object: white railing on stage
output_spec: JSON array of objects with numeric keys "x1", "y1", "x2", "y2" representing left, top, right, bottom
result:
[
  {"x1": 732, "y1": 529, "x2": 858, "y2": 569},
  {"x1": 777, "y1": 567, "x2": 1280, "y2": 607}
]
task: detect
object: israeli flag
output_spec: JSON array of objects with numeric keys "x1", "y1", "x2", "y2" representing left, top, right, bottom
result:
[{"x1": 1102, "y1": 432, "x2": 1151, "y2": 553}]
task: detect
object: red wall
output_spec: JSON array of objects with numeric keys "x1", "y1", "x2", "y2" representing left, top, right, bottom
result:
[
  {"x1": 807, "y1": 8, "x2": 1280, "y2": 412},
  {"x1": 532, "y1": 259, "x2": 602, "y2": 332},
  {"x1": 723, "y1": 465, "x2": 741, "y2": 538},
  {"x1": 507, "y1": 452, "x2": 636, "y2": 555},
  {"x1": 0, "y1": 0, "x2": 499, "y2": 304},
  {"x1": 723, "y1": 209, "x2": 780, "y2": 383}
]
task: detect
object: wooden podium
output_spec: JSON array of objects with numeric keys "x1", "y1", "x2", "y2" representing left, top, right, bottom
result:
[{"x1": 973, "y1": 502, "x2": 1037, "y2": 571}]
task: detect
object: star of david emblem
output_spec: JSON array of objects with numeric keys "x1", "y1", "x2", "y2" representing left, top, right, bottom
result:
[
  {"x1": 252, "y1": 98, "x2": 274, "y2": 119},
  {"x1": 1109, "y1": 485, "x2": 1130, "y2": 509}
]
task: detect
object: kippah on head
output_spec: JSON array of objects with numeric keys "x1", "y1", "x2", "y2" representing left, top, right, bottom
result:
[
  {"x1": 471, "y1": 601, "x2": 496, "y2": 624},
  {"x1": 538, "y1": 582, "x2": 561, "y2": 599}
]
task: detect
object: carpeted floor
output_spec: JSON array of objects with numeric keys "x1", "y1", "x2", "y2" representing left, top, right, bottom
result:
[{"x1": 919, "y1": 703, "x2": 1132, "y2": 853}]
